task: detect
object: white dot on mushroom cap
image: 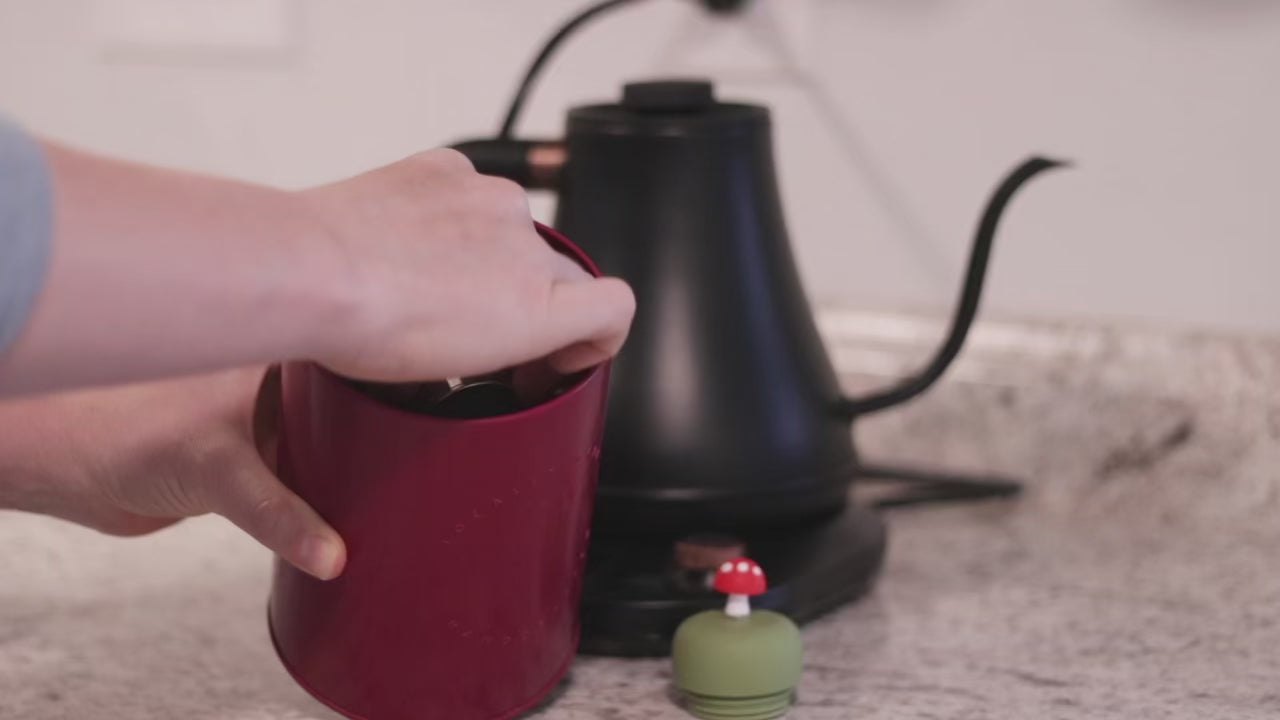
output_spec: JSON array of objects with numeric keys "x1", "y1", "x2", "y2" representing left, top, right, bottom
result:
[
  {"x1": 752, "y1": 566, "x2": 762, "y2": 575},
  {"x1": 720, "y1": 562, "x2": 734, "y2": 572},
  {"x1": 736, "y1": 561, "x2": 750, "y2": 572}
]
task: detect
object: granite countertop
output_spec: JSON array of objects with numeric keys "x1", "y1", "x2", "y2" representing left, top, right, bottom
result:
[{"x1": 3, "y1": 318, "x2": 1279, "y2": 719}]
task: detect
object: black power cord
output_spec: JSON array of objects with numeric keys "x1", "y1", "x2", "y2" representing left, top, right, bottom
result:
[
  {"x1": 497, "y1": 0, "x2": 754, "y2": 139},
  {"x1": 702, "y1": 0, "x2": 752, "y2": 12},
  {"x1": 498, "y1": 0, "x2": 648, "y2": 139},
  {"x1": 857, "y1": 463, "x2": 1024, "y2": 509}
]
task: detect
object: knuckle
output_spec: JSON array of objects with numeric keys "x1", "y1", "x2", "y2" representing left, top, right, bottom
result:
[
  {"x1": 246, "y1": 493, "x2": 292, "y2": 537},
  {"x1": 474, "y1": 175, "x2": 530, "y2": 216},
  {"x1": 250, "y1": 493, "x2": 290, "y2": 524},
  {"x1": 595, "y1": 279, "x2": 637, "y2": 335},
  {"x1": 612, "y1": 280, "x2": 637, "y2": 319},
  {"x1": 595, "y1": 275, "x2": 632, "y2": 304},
  {"x1": 420, "y1": 147, "x2": 476, "y2": 175}
]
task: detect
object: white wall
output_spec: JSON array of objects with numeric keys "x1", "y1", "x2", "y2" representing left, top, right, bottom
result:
[{"x1": 1, "y1": 0, "x2": 1277, "y2": 334}]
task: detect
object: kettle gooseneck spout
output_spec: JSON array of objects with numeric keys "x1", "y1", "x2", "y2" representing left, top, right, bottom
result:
[{"x1": 836, "y1": 156, "x2": 1071, "y2": 417}]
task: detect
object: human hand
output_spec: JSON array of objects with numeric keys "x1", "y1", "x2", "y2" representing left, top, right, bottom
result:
[
  {"x1": 0, "y1": 366, "x2": 344, "y2": 580},
  {"x1": 302, "y1": 149, "x2": 635, "y2": 383}
]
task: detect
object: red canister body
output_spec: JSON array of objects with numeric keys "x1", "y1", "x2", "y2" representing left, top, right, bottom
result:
[{"x1": 267, "y1": 225, "x2": 610, "y2": 720}]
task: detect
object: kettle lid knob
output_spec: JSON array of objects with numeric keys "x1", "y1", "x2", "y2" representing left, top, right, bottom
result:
[{"x1": 622, "y1": 80, "x2": 716, "y2": 113}]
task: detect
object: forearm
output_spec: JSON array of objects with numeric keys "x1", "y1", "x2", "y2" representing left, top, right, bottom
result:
[{"x1": 0, "y1": 142, "x2": 352, "y2": 396}]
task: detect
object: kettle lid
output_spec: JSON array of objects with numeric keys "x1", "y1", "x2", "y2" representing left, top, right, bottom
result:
[
  {"x1": 569, "y1": 78, "x2": 768, "y2": 137},
  {"x1": 621, "y1": 80, "x2": 716, "y2": 113}
]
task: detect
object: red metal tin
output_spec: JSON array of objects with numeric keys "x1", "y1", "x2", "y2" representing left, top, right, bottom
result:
[{"x1": 268, "y1": 224, "x2": 609, "y2": 720}]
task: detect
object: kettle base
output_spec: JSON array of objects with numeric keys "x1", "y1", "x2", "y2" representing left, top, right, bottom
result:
[{"x1": 578, "y1": 503, "x2": 887, "y2": 657}]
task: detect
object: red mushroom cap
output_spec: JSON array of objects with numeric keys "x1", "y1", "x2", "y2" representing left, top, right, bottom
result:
[{"x1": 713, "y1": 557, "x2": 767, "y2": 596}]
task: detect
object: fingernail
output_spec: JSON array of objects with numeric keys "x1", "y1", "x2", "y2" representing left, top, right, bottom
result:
[{"x1": 300, "y1": 535, "x2": 343, "y2": 581}]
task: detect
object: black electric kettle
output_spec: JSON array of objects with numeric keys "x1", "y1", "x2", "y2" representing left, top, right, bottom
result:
[
  {"x1": 449, "y1": 0, "x2": 1066, "y2": 658},
  {"x1": 456, "y1": 78, "x2": 1062, "y2": 534}
]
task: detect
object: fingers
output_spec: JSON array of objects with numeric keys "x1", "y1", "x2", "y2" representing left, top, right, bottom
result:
[
  {"x1": 547, "y1": 341, "x2": 614, "y2": 374},
  {"x1": 310, "y1": 144, "x2": 638, "y2": 383},
  {"x1": 541, "y1": 276, "x2": 635, "y2": 371},
  {"x1": 542, "y1": 247, "x2": 625, "y2": 372},
  {"x1": 524, "y1": 241, "x2": 634, "y2": 376},
  {"x1": 205, "y1": 446, "x2": 347, "y2": 581}
]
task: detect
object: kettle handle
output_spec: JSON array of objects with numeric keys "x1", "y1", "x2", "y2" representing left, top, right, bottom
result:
[
  {"x1": 838, "y1": 156, "x2": 1070, "y2": 417},
  {"x1": 452, "y1": 138, "x2": 566, "y2": 190}
]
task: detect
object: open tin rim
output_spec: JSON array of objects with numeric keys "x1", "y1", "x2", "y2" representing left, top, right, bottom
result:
[{"x1": 320, "y1": 222, "x2": 608, "y2": 426}]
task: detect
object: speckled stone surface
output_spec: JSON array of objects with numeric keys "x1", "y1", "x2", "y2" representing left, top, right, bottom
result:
[{"x1": 3, "y1": 320, "x2": 1279, "y2": 719}]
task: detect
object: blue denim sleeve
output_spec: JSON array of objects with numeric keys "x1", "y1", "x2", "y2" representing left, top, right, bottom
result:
[{"x1": 0, "y1": 116, "x2": 52, "y2": 355}]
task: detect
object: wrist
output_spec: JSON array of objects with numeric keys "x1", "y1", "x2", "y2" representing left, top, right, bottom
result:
[{"x1": 284, "y1": 189, "x2": 369, "y2": 367}]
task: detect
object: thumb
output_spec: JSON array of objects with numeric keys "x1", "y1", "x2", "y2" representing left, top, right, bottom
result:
[{"x1": 204, "y1": 448, "x2": 347, "y2": 581}]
